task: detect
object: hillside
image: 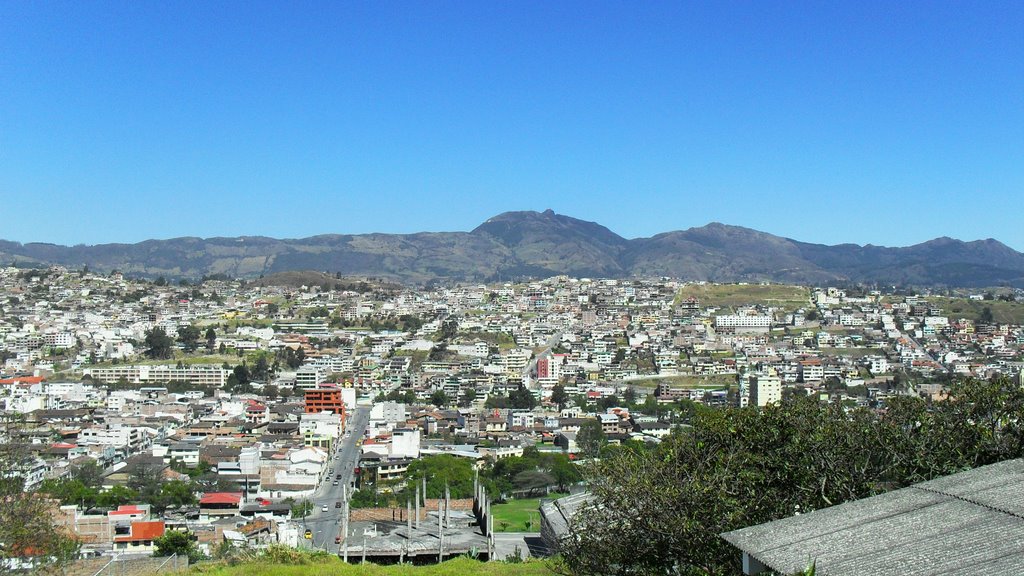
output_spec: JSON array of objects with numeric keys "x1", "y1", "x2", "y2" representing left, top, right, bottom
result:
[{"x1": 3, "y1": 211, "x2": 1023, "y2": 287}]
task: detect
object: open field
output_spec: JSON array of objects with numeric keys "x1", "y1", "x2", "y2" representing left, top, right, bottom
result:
[
  {"x1": 925, "y1": 297, "x2": 1024, "y2": 325},
  {"x1": 818, "y1": 347, "x2": 887, "y2": 358},
  {"x1": 675, "y1": 284, "x2": 810, "y2": 312},
  {"x1": 188, "y1": 557, "x2": 554, "y2": 576},
  {"x1": 627, "y1": 374, "x2": 737, "y2": 390},
  {"x1": 491, "y1": 494, "x2": 566, "y2": 532}
]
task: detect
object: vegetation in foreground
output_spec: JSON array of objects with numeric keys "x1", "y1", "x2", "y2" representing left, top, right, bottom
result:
[
  {"x1": 561, "y1": 376, "x2": 1024, "y2": 575},
  {"x1": 189, "y1": 548, "x2": 554, "y2": 576}
]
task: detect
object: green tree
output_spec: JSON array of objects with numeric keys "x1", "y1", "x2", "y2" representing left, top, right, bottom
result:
[
  {"x1": 549, "y1": 454, "x2": 582, "y2": 492},
  {"x1": 405, "y1": 455, "x2": 475, "y2": 499},
  {"x1": 576, "y1": 419, "x2": 607, "y2": 459},
  {"x1": 0, "y1": 414, "x2": 81, "y2": 571},
  {"x1": 69, "y1": 460, "x2": 104, "y2": 489},
  {"x1": 144, "y1": 327, "x2": 175, "y2": 359},
  {"x1": 153, "y1": 530, "x2": 202, "y2": 563},
  {"x1": 459, "y1": 387, "x2": 477, "y2": 408},
  {"x1": 560, "y1": 376, "x2": 1024, "y2": 576},
  {"x1": 96, "y1": 485, "x2": 138, "y2": 508},
  {"x1": 176, "y1": 324, "x2": 201, "y2": 352},
  {"x1": 290, "y1": 499, "x2": 313, "y2": 518},
  {"x1": 509, "y1": 385, "x2": 537, "y2": 410},
  {"x1": 160, "y1": 480, "x2": 197, "y2": 510},
  {"x1": 205, "y1": 327, "x2": 217, "y2": 351},
  {"x1": 551, "y1": 384, "x2": 569, "y2": 410},
  {"x1": 430, "y1": 390, "x2": 449, "y2": 407}
]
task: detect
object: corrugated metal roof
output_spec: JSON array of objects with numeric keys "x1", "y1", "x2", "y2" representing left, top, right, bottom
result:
[{"x1": 721, "y1": 459, "x2": 1024, "y2": 575}]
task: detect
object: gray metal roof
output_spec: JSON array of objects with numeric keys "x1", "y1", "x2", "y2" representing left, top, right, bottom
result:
[
  {"x1": 540, "y1": 491, "x2": 594, "y2": 540},
  {"x1": 721, "y1": 459, "x2": 1024, "y2": 575}
]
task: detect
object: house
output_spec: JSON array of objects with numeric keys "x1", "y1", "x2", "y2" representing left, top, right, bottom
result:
[
  {"x1": 112, "y1": 520, "x2": 165, "y2": 554},
  {"x1": 199, "y1": 492, "x2": 243, "y2": 521}
]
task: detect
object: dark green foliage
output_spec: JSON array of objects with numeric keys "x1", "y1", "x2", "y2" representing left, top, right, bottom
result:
[
  {"x1": 144, "y1": 327, "x2": 174, "y2": 359},
  {"x1": 550, "y1": 384, "x2": 569, "y2": 410},
  {"x1": 575, "y1": 419, "x2": 606, "y2": 459},
  {"x1": 509, "y1": 384, "x2": 537, "y2": 409},
  {"x1": 153, "y1": 530, "x2": 202, "y2": 563},
  {"x1": 406, "y1": 455, "x2": 475, "y2": 499},
  {"x1": 177, "y1": 324, "x2": 201, "y2": 352},
  {"x1": 560, "y1": 377, "x2": 1024, "y2": 576}
]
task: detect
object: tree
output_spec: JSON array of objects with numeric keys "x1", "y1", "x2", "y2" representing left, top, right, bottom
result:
[
  {"x1": 177, "y1": 324, "x2": 201, "y2": 352},
  {"x1": 551, "y1": 385, "x2": 570, "y2": 410},
  {"x1": 576, "y1": 419, "x2": 606, "y2": 459},
  {"x1": 980, "y1": 306, "x2": 995, "y2": 324},
  {"x1": 623, "y1": 387, "x2": 637, "y2": 407},
  {"x1": 560, "y1": 376, "x2": 1024, "y2": 575},
  {"x1": 405, "y1": 455, "x2": 475, "y2": 498},
  {"x1": 144, "y1": 327, "x2": 175, "y2": 359},
  {"x1": 159, "y1": 480, "x2": 197, "y2": 510},
  {"x1": 205, "y1": 327, "x2": 217, "y2": 351},
  {"x1": 0, "y1": 414, "x2": 80, "y2": 571},
  {"x1": 290, "y1": 499, "x2": 313, "y2": 519},
  {"x1": 459, "y1": 387, "x2": 477, "y2": 408},
  {"x1": 509, "y1": 385, "x2": 537, "y2": 409},
  {"x1": 440, "y1": 318, "x2": 459, "y2": 341},
  {"x1": 95, "y1": 485, "x2": 137, "y2": 508},
  {"x1": 153, "y1": 530, "x2": 202, "y2": 563},
  {"x1": 549, "y1": 454, "x2": 582, "y2": 492},
  {"x1": 69, "y1": 460, "x2": 104, "y2": 489},
  {"x1": 430, "y1": 390, "x2": 449, "y2": 408}
]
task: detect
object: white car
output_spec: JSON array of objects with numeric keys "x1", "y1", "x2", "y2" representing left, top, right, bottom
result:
[{"x1": 321, "y1": 505, "x2": 329, "y2": 512}]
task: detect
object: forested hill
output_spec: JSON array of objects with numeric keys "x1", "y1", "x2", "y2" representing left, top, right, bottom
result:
[{"x1": 3, "y1": 210, "x2": 1023, "y2": 287}]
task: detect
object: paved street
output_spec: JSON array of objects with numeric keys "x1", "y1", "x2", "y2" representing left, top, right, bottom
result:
[{"x1": 299, "y1": 404, "x2": 371, "y2": 551}]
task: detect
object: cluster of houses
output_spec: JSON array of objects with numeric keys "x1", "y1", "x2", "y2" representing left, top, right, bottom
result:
[{"x1": 3, "y1": 266, "x2": 1023, "y2": 558}]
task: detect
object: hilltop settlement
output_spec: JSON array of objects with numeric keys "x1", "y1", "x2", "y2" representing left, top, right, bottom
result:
[{"x1": 2, "y1": 265, "x2": 1023, "y2": 564}]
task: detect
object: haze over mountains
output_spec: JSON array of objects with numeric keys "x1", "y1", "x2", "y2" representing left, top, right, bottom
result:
[{"x1": 3, "y1": 210, "x2": 1023, "y2": 287}]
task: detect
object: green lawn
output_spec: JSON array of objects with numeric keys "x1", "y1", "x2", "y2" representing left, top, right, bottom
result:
[
  {"x1": 491, "y1": 494, "x2": 567, "y2": 532},
  {"x1": 675, "y1": 283, "x2": 810, "y2": 312},
  {"x1": 188, "y1": 557, "x2": 554, "y2": 576},
  {"x1": 627, "y1": 374, "x2": 737, "y2": 390},
  {"x1": 926, "y1": 296, "x2": 1024, "y2": 325}
]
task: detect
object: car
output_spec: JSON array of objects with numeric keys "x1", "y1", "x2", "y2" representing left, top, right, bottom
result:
[
  {"x1": 332, "y1": 480, "x2": 338, "y2": 486},
  {"x1": 321, "y1": 505, "x2": 329, "y2": 512},
  {"x1": 336, "y1": 473, "x2": 342, "y2": 479},
  {"x1": 335, "y1": 501, "x2": 342, "y2": 508},
  {"x1": 335, "y1": 535, "x2": 342, "y2": 544}
]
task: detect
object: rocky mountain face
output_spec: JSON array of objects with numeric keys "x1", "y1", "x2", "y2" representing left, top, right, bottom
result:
[{"x1": 2, "y1": 210, "x2": 1023, "y2": 287}]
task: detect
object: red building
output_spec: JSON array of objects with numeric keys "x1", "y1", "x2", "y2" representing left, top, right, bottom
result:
[{"x1": 304, "y1": 387, "x2": 347, "y2": 421}]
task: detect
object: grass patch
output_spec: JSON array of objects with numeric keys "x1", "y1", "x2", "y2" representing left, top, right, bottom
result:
[
  {"x1": 819, "y1": 347, "x2": 886, "y2": 358},
  {"x1": 676, "y1": 283, "x2": 810, "y2": 313},
  {"x1": 627, "y1": 374, "x2": 737, "y2": 390},
  {"x1": 926, "y1": 296, "x2": 1024, "y2": 325},
  {"x1": 188, "y1": 557, "x2": 554, "y2": 576},
  {"x1": 491, "y1": 494, "x2": 567, "y2": 532}
]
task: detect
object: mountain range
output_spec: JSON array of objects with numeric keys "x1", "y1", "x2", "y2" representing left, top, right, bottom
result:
[{"x1": 3, "y1": 210, "x2": 1023, "y2": 287}]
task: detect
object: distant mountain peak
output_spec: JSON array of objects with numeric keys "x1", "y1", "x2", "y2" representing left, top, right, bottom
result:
[{"x1": 1, "y1": 212, "x2": 1021, "y2": 287}]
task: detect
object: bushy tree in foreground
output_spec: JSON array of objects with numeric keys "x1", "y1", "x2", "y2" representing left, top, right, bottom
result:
[{"x1": 560, "y1": 377, "x2": 1024, "y2": 576}]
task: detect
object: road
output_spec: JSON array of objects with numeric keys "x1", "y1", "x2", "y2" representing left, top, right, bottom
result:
[
  {"x1": 522, "y1": 331, "x2": 562, "y2": 387},
  {"x1": 300, "y1": 404, "x2": 372, "y2": 551}
]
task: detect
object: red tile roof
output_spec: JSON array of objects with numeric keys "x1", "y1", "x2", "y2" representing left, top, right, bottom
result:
[
  {"x1": 0, "y1": 376, "x2": 45, "y2": 385},
  {"x1": 114, "y1": 521, "x2": 164, "y2": 542},
  {"x1": 200, "y1": 492, "x2": 243, "y2": 505},
  {"x1": 109, "y1": 505, "x2": 145, "y2": 516}
]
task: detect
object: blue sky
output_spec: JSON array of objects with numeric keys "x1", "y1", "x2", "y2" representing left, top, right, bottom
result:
[{"x1": 2, "y1": 2, "x2": 1022, "y2": 248}]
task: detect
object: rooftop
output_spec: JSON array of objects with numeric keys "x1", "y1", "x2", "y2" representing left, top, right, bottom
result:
[{"x1": 721, "y1": 458, "x2": 1024, "y2": 575}]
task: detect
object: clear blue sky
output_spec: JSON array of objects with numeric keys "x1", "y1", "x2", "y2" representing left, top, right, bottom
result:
[{"x1": 2, "y1": 2, "x2": 1022, "y2": 248}]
